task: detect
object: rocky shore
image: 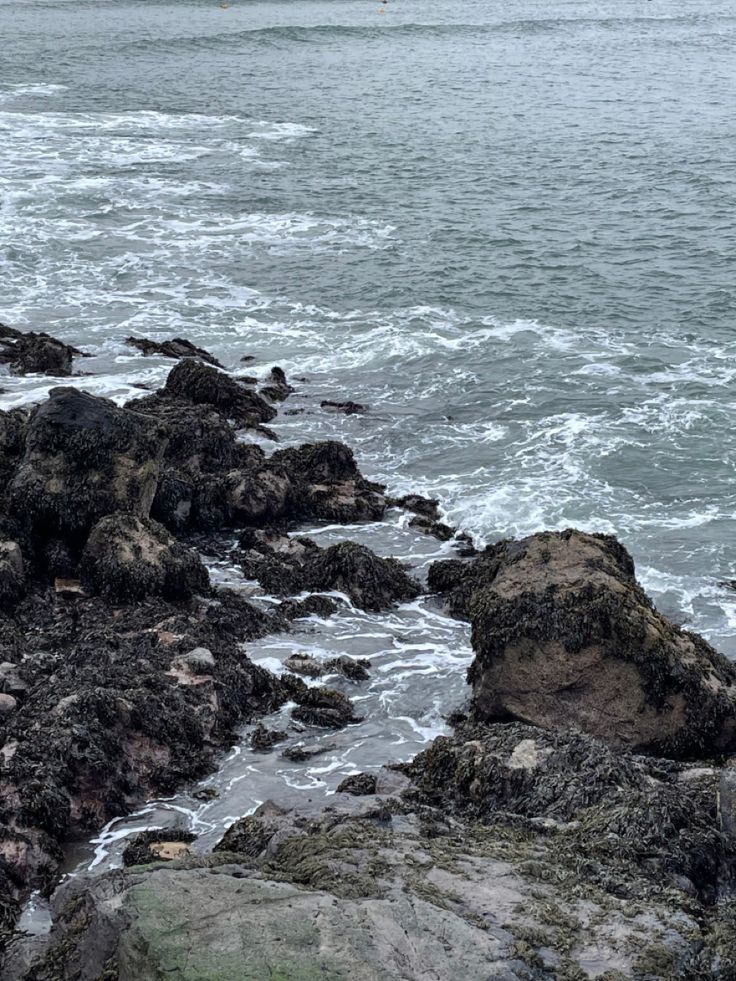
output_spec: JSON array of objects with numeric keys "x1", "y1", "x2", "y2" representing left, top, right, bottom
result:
[{"x1": 2, "y1": 328, "x2": 736, "y2": 978}]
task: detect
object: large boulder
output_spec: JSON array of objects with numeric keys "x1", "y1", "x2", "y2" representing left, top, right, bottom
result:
[
  {"x1": 7, "y1": 388, "x2": 165, "y2": 547},
  {"x1": 162, "y1": 359, "x2": 276, "y2": 427},
  {"x1": 430, "y1": 529, "x2": 736, "y2": 759},
  {"x1": 80, "y1": 514, "x2": 210, "y2": 602}
]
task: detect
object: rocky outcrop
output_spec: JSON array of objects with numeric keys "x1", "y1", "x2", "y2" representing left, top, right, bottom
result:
[
  {"x1": 430, "y1": 529, "x2": 736, "y2": 758},
  {"x1": 80, "y1": 514, "x2": 210, "y2": 602},
  {"x1": 7, "y1": 388, "x2": 165, "y2": 547},
  {"x1": 160, "y1": 358, "x2": 276, "y2": 428},
  {"x1": 0, "y1": 326, "x2": 86, "y2": 377},
  {"x1": 125, "y1": 335, "x2": 223, "y2": 367},
  {"x1": 236, "y1": 534, "x2": 420, "y2": 611},
  {"x1": 13, "y1": 726, "x2": 736, "y2": 980}
]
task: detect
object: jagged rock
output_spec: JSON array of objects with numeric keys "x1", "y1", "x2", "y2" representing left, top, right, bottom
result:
[
  {"x1": 122, "y1": 830, "x2": 196, "y2": 867},
  {"x1": 215, "y1": 800, "x2": 292, "y2": 857},
  {"x1": 393, "y1": 493, "x2": 442, "y2": 520},
  {"x1": 306, "y1": 542, "x2": 420, "y2": 612},
  {"x1": 283, "y1": 654, "x2": 325, "y2": 678},
  {"x1": 7, "y1": 388, "x2": 165, "y2": 548},
  {"x1": 162, "y1": 359, "x2": 276, "y2": 427},
  {"x1": 409, "y1": 514, "x2": 455, "y2": 541},
  {"x1": 291, "y1": 687, "x2": 361, "y2": 729},
  {"x1": 320, "y1": 399, "x2": 367, "y2": 415},
  {"x1": 431, "y1": 529, "x2": 736, "y2": 758},
  {"x1": 0, "y1": 542, "x2": 25, "y2": 608},
  {"x1": 259, "y1": 366, "x2": 293, "y2": 402},
  {"x1": 125, "y1": 336, "x2": 223, "y2": 367},
  {"x1": 0, "y1": 329, "x2": 86, "y2": 377},
  {"x1": 250, "y1": 724, "x2": 288, "y2": 752},
  {"x1": 281, "y1": 742, "x2": 336, "y2": 763},
  {"x1": 277, "y1": 595, "x2": 339, "y2": 620},
  {"x1": 80, "y1": 514, "x2": 210, "y2": 602},
  {"x1": 337, "y1": 773, "x2": 377, "y2": 796},
  {"x1": 269, "y1": 441, "x2": 386, "y2": 522},
  {"x1": 0, "y1": 408, "x2": 29, "y2": 492},
  {"x1": 284, "y1": 654, "x2": 369, "y2": 683}
]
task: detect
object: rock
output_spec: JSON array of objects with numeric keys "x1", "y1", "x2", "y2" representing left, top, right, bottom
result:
[
  {"x1": 278, "y1": 595, "x2": 339, "y2": 620},
  {"x1": 259, "y1": 366, "x2": 293, "y2": 402},
  {"x1": 0, "y1": 408, "x2": 29, "y2": 493},
  {"x1": 122, "y1": 830, "x2": 196, "y2": 867},
  {"x1": 431, "y1": 529, "x2": 736, "y2": 759},
  {"x1": 125, "y1": 336, "x2": 223, "y2": 367},
  {"x1": 162, "y1": 359, "x2": 276, "y2": 428},
  {"x1": 325, "y1": 655, "x2": 371, "y2": 681},
  {"x1": 320, "y1": 399, "x2": 367, "y2": 415},
  {"x1": 8, "y1": 388, "x2": 165, "y2": 548},
  {"x1": 215, "y1": 800, "x2": 292, "y2": 857},
  {"x1": 306, "y1": 542, "x2": 420, "y2": 612},
  {"x1": 291, "y1": 686, "x2": 362, "y2": 729},
  {"x1": 0, "y1": 661, "x2": 27, "y2": 697},
  {"x1": 337, "y1": 773, "x2": 377, "y2": 796},
  {"x1": 409, "y1": 514, "x2": 455, "y2": 541},
  {"x1": 281, "y1": 742, "x2": 336, "y2": 763},
  {"x1": 174, "y1": 647, "x2": 215, "y2": 673},
  {"x1": 283, "y1": 654, "x2": 325, "y2": 678},
  {"x1": 393, "y1": 493, "x2": 442, "y2": 520},
  {"x1": 80, "y1": 514, "x2": 210, "y2": 602},
  {"x1": 0, "y1": 693, "x2": 17, "y2": 715},
  {"x1": 0, "y1": 329, "x2": 86, "y2": 377},
  {"x1": 0, "y1": 541, "x2": 25, "y2": 607},
  {"x1": 250, "y1": 724, "x2": 288, "y2": 752}
]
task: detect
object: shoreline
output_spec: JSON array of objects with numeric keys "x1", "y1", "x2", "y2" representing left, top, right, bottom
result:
[{"x1": 1, "y1": 329, "x2": 736, "y2": 977}]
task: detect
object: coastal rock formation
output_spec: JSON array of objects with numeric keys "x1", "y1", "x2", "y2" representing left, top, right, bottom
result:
[
  {"x1": 430, "y1": 529, "x2": 736, "y2": 758},
  {"x1": 125, "y1": 335, "x2": 223, "y2": 367},
  {"x1": 160, "y1": 358, "x2": 276, "y2": 428},
  {"x1": 13, "y1": 725, "x2": 736, "y2": 980},
  {"x1": 7, "y1": 388, "x2": 165, "y2": 547},
  {"x1": 0, "y1": 325, "x2": 86, "y2": 377},
  {"x1": 236, "y1": 535, "x2": 420, "y2": 611},
  {"x1": 80, "y1": 514, "x2": 210, "y2": 602}
]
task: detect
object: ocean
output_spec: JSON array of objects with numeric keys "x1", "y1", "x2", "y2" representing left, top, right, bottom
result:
[{"x1": 3, "y1": 0, "x2": 736, "y2": 878}]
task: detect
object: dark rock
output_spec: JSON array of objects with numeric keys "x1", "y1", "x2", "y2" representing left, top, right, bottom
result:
[
  {"x1": 324, "y1": 656, "x2": 371, "y2": 682},
  {"x1": 215, "y1": 800, "x2": 291, "y2": 857},
  {"x1": 283, "y1": 654, "x2": 325, "y2": 678},
  {"x1": 337, "y1": 773, "x2": 377, "y2": 796},
  {"x1": 409, "y1": 514, "x2": 455, "y2": 541},
  {"x1": 125, "y1": 336, "x2": 223, "y2": 367},
  {"x1": 162, "y1": 359, "x2": 276, "y2": 428},
  {"x1": 320, "y1": 400, "x2": 367, "y2": 415},
  {"x1": 291, "y1": 687, "x2": 362, "y2": 729},
  {"x1": 306, "y1": 542, "x2": 420, "y2": 612},
  {"x1": 0, "y1": 541, "x2": 25, "y2": 608},
  {"x1": 0, "y1": 330, "x2": 86, "y2": 377},
  {"x1": 7, "y1": 388, "x2": 165, "y2": 548},
  {"x1": 260, "y1": 366, "x2": 294, "y2": 403},
  {"x1": 393, "y1": 493, "x2": 442, "y2": 520},
  {"x1": 250, "y1": 724, "x2": 288, "y2": 752},
  {"x1": 278, "y1": 595, "x2": 339, "y2": 620},
  {"x1": 281, "y1": 742, "x2": 336, "y2": 763},
  {"x1": 0, "y1": 408, "x2": 29, "y2": 493},
  {"x1": 80, "y1": 514, "x2": 210, "y2": 602},
  {"x1": 432, "y1": 529, "x2": 736, "y2": 759},
  {"x1": 122, "y1": 830, "x2": 196, "y2": 867}
]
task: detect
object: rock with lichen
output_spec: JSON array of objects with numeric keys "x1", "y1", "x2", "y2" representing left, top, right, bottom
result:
[{"x1": 430, "y1": 529, "x2": 736, "y2": 759}]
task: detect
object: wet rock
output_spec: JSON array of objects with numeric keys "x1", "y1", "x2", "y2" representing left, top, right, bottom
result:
[
  {"x1": 0, "y1": 542, "x2": 25, "y2": 608},
  {"x1": 409, "y1": 514, "x2": 455, "y2": 541},
  {"x1": 325, "y1": 655, "x2": 371, "y2": 682},
  {"x1": 250, "y1": 724, "x2": 288, "y2": 752},
  {"x1": 80, "y1": 514, "x2": 210, "y2": 602},
  {"x1": 306, "y1": 542, "x2": 420, "y2": 612},
  {"x1": 432, "y1": 529, "x2": 736, "y2": 758},
  {"x1": 125, "y1": 335, "x2": 223, "y2": 367},
  {"x1": 0, "y1": 661, "x2": 27, "y2": 698},
  {"x1": 393, "y1": 493, "x2": 442, "y2": 520},
  {"x1": 8, "y1": 387, "x2": 165, "y2": 548},
  {"x1": 0, "y1": 408, "x2": 29, "y2": 493},
  {"x1": 270, "y1": 441, "x2": 386, "y2": 523},
  {"x1": 0, "y1": 329, "x2": 86, "y2": 377},
  {"x1": 122, "y1": 829, "x2": 196, "y2": 867},
  {"x1": 174, "y1": 647, "x2": 215, "y2": 673},
  {"x1": 277, "y1": 595, "x2": 339, "y2": 620},
  {"x1": 291, "y1": 686, "x2": 362, "y2": 729},
  {"x1": 215, "y1": 800, "x2": 292, "y2": 857},
  {"x1": 281, "y1": 742, "x2": 336, "y2": 763},
  {"x1": 260, "y1": 366, "x2": 293, "y2": 402},
  {"x1": 337, "y1": 773, "x2": 377, "y2": 796},
  {"x1": 162, "y1": 359, "x2": 276, "y2": 428},
  {"x1": 283, "y1": 654, "x2": 325, "y2": 678},
  {"x1": 320, "y1": 399, "x2": 367, "y2": 415}
]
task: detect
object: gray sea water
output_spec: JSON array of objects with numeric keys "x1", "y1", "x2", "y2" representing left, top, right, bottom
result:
[{"x1": 3, "y1": 0, "x2": 736, "y2": 886}]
